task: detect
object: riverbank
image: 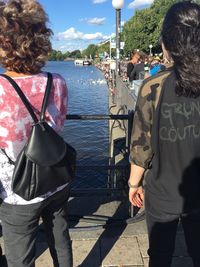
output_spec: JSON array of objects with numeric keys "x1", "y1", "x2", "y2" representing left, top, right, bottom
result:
[{"x1": 95, "y1": 60, "x2": 129, "y2": 101}]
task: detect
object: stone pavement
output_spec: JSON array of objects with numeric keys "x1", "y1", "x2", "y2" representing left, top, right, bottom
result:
[
  {"x1": 34, "y1": 220, "x2": 193, "y2": 267},
  {"x1": 0, "y1": 196, "x2": 193, "y2": 267}
]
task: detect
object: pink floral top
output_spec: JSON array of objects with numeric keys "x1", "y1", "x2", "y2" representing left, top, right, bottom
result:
[{"x1": 0, "y1": 72, "x2": 68, "y2": 204}]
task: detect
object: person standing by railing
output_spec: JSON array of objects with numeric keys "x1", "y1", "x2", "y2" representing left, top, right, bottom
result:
[
  {"x1": 129, "y1": 52, "x2": 148, "y2": 81},
  {"x1": 127, "y1": 50, "x2": 140, "y2": 83},
  {"x1": 0, "y1": 1, "x2": 72, "y2": 267}
]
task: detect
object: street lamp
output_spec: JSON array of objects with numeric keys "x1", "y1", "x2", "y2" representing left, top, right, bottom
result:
[
  {"x1": 149, "y1": 44, "x2": 153, "y2": 56},
  {"x1": 112, "y1": 0, "x2": 124, "y2": 76}
]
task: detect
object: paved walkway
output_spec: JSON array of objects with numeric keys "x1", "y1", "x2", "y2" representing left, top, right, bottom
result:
[
  {"x1": 0, "y1": 196, "x2": 193, "y2": 267},
  {"x1": 35, "y1": 223, "x2": 192, "y2": 267}
]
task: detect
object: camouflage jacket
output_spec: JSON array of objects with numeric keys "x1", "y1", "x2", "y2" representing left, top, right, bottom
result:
[{"x1": 129, "y1": 66, "x2": 174, "y2": 168}]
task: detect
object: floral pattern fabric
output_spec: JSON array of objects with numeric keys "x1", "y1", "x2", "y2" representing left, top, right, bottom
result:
[{"x1": 0, "y1": 72, "x2": 68, "y2": 204}]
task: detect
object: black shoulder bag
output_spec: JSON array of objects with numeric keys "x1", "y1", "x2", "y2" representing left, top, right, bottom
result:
[{"x1": 0, "y1": 72, "x2": 76, "y2": 201}]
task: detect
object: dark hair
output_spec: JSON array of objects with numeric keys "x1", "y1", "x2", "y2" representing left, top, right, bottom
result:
[
  {"x1": 161, "y1": 1, "x2": 200, "y2": 98},
  {"x1": 139, "y1": 52, "x2": 147, "y2": 63},
  {"x1": 130, "y1": 50, "x2": 140, "y2": 60},
  {"x1": 0, "y1": 0, "x2": 52, "y2": 74}
]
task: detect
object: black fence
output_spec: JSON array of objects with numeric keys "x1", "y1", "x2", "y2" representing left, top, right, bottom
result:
[
  {"x1": 66, "y1": 112, "x2": 145, "y2": 225},
  {"x1": 66, "y1": 113, "x2": 132, "y2": 193}
]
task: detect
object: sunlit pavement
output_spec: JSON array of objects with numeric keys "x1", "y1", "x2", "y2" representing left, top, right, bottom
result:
[
  {"x1": 0, "y1": 198, "x2": 193, "y2": 267},
  {"x1": 35, "y1": 217, "x2": 192, "y2": 267}
]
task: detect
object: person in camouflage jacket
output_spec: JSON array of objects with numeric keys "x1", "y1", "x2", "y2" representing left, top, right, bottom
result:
[{"x1": 128, "y1": 2, "x2": 200, "y2": 266}]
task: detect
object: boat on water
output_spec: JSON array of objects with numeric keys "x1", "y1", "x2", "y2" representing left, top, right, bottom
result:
[
  {"x1": 83, "y1": 60, "x2": 92, "y2": 66},
  {"x1": 74, "y1": 59, "x2": 84, "y2": 65},
  {"x1": 74, "y1": 59, "x2": 92, "y2": 66}
]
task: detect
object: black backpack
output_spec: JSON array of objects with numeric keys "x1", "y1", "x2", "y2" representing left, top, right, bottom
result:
[{"x1": 1, "y1": 72, "x2": 76, "y2": 201}]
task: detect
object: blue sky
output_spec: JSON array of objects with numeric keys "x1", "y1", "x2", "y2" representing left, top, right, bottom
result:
[{"x1": 38, "y1": 0, "x2": 154, "y2": 52}]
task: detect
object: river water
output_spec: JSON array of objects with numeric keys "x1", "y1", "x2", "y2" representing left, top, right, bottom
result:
[{"x1": 0, "y1": 61, "x2": 109, "y2": 188}]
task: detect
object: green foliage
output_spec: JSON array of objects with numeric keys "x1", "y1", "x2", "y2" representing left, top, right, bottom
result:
[
  {"x1": 82, "y1": 44, "x2": 98, "y2": 59},
  {"x1": 48, "y1": 49, "x2": 82, "y2": 61},
  {"x1": 123, "y1": 0, "x2": 182, "y2": 55},
  {"x1": 97, "y1": 42, "x2": 109, "y2": 55},
  {"x1": 48, "y1": 50, "x2": 65, "y2": 61},
  {"x1": 48, "y1": 41, "x2": 112, "y2": 62},
  {"x1": 69, "y1": 50, "x2": 82, "y2": 58}
]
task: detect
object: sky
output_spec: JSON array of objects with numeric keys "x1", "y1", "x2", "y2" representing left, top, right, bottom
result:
[{"x1": 38, "y1": 0, "x2": 154, "y2": 52}]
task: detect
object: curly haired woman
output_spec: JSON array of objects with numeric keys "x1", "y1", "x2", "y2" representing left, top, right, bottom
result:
[
  {"x1": 129, "y1": 2, "x2": 200, "y2": 267},
  {"x1": 0, "y1": 1, "x2": 72, "y2": 266}
]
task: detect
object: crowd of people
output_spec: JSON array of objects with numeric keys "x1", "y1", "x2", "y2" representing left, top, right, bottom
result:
[
  {"x1": 126, "y1": 51, "x2": 168, "y2": 82},
  {"x1": 96, "y1": 51, "x2": 170, "y2": 100},
  {"x1": 0, "y1": 1, "x2": 200, "y2": 267}
]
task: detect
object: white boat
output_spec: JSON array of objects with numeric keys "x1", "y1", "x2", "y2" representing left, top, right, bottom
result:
[
  {"x1": 83, "y1": 60, "x2": 91, "y2": 66},
  {"x1": 74, "y1": 59, "x2": 92, "y2": 66},
  {"x1": 74, "y1": 59, "x2": 84, "y2": 65}
]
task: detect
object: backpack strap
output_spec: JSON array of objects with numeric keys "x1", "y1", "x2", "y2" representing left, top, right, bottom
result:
[
  {"x1": 0, "y1": 72, "x2": 53, "y2": 123},
  {"x1": 40, "y1": 72, "x2": 53, "y2": 121},
  {"x1": 0, "y1": 72, "x2": 53, "y2": 164},
  {"x1": 1, "y1": 148, "x2": 15, "y2": 165}
]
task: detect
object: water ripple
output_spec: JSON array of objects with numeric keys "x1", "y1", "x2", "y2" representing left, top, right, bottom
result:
[{"x1": 44, "y1": 61, "x2": 109, "y2": 188}]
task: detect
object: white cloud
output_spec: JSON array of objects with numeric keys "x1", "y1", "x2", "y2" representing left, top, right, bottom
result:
[
  {"x1": 92, "y1": 0, "x2": 107, "y2": 4},
  {"x1": 59, "y1": 46, "x2": 67, "y2": 49},
  {"x1": 57, "y1": 27, "x2": 109, "y2": 41},
  {"x1": 83, "y1": 32, "x2": 105, "y2": 40},
  {"x1": 86, "y1": 17, "x2": 106, "y2": 25},
  {"x1": 57, "y1": 43, "x2": 83, "y2": 52},
  {"x1": 58, "y1": 28, "x2": 83, "y2": 40},
  {"x1": 128, "y1": 0, "x2": 154, "y2": 9},
  {"x1": 110, "y1": 33, "x2": 115, "y2": 38},
  {"x1": 53, "y1": 32, "x2": 116, "y2": 52}
]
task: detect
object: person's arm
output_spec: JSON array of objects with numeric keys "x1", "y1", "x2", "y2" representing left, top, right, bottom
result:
[
  {"x1": 129, "y1": 81, "x2": 154, "y2": 207},
  {"x1": 129, "y1": 164, "x2": 145, "y2": 186},
  {"x1": 129, "y1": 81, "x2": 153, "y2": 168},
  {"x1": 128, "y1": 164, "x2": 145, "y2": 207}
]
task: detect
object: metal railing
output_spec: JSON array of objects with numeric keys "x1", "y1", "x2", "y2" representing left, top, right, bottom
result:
[
  {"x1": 66, "y1": 113, "x2": 131, "y2": 191},
  {"x1": 115, "y1": 76, "x2": 138, "y2": 110},
  {"x1": 65, "y1": 113, "x2": 145, "y2": 227}
]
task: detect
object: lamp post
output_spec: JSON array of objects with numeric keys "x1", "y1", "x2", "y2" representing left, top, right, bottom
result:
[
  {"x1": 112, "y1": 0, "x2": 124, "y2": 76},
  {"x1": 149, "y1": 44, "x2": 153, "y2": 56}
]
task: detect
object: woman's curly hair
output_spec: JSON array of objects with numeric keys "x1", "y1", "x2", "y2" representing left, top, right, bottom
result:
[
  {"x1": 0, "y1": 0, "x2": 52, "y2": 74},
  {"x1": 161, "y1": 1, "x2": 200, "y2": 98}
]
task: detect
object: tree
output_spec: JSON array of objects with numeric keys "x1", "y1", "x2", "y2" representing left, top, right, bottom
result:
[
  {"x1": 56, "y1": 51, "x2": 64, "y2": 61},
  {"x1": 48, "y1": 50, "x2": 58, "y2": 61},
  {"x1": 63, "y1": 51, "x2": 71, "y2": 59},
  {"x1": 48, "y1": 50, "x2": 65, "y2": 61},
  {"x1": 122, "y1": 0, "x2": 182, "y2": 55},
  {"x1": 69, "y1": 50, "x2": 81, "y2": 59},
  {"x1": 82, "y1": 44, "x2": 98, "y2": 59},
  {"x1": 97, "y1": 41, "x2": 110, "y2": 56}
]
